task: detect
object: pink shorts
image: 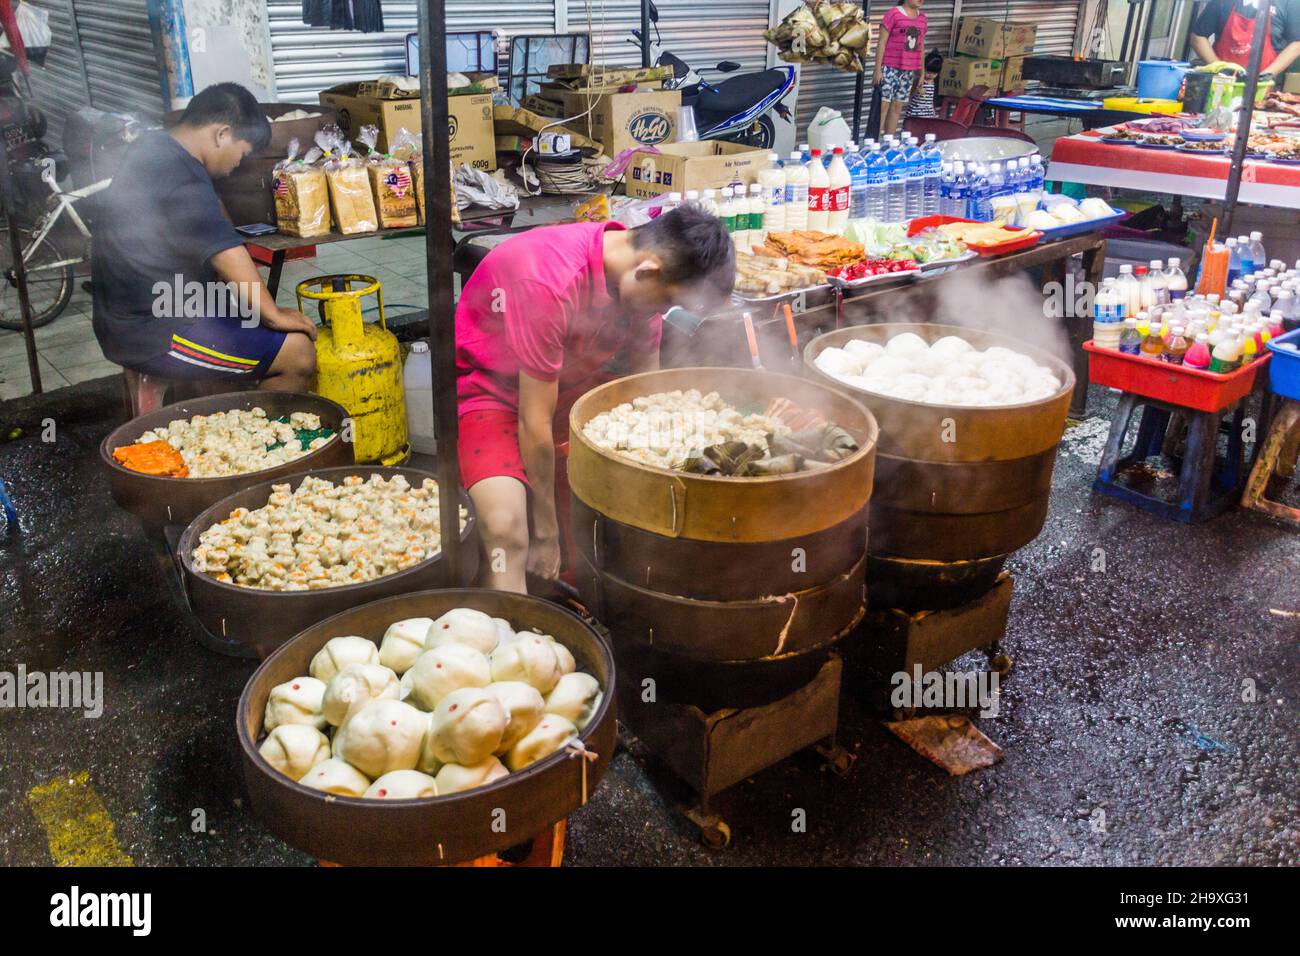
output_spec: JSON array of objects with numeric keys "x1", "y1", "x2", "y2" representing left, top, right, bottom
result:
[{"x1": 458, "y1": 409, "x2": 529, "y2": 491}]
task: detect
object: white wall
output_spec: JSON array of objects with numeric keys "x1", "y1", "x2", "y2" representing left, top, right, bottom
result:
[{"x1": 183, "y1": 0, "x2": 275, "y2": 102}]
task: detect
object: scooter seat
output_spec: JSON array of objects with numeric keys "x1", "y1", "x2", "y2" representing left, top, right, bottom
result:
[{"x1": 692, "y1": 68, "x2": 789, "y2": 121}]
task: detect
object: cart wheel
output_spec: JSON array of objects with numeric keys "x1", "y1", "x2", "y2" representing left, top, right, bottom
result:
[
  {"x1": 700, "y1": 820, "x2": 731, "y2": 849},
  {"x1": 989, "y1": 653, "x2": 1013, "y2": 675}
]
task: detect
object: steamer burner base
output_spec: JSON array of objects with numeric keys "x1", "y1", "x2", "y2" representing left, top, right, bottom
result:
[{"x1": 617, "y1": 656, "x2": 848, "y2": 848}]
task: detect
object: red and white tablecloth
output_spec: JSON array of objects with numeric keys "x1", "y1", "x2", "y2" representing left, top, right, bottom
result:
[{"x1": 1047, "y1": 131, "x2": 1300, "y2": 210}]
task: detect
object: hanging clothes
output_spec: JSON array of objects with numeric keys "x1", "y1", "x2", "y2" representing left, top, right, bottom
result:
[{"x1": 302, "y1": 0, "x2": 383, "y2": 33}]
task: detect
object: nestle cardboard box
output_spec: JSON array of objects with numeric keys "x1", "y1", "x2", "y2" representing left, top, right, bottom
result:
[
  {"x1": 955, "y1": 16, "x2": 1037, "y2": 60},
  {"x1": 938, "y1": 56, "x2": 999, "y2": 98},
  {"x1": 999, "y1": 55, "x2": 1027, "y2": 92},
  {"x1": 318, "y1": 83, "x2": 496, "y2": 171},
  {"x1": 625, "y1": 140, "x2": 766, "y2": 200},
  {"x1": 560, "y1": 88, "x2": 681, "y2": 156}
]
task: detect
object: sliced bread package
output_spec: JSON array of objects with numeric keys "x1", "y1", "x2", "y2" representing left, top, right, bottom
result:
[
  {"x1": 318, "y1": 125, "x2": 378, "y2": 235},
  {"x1": 358, "y1": 125, "x2": 418, "y2": 228},
  {"x1": 272, "y1": 138, "x2": 329, "y2": 237}
]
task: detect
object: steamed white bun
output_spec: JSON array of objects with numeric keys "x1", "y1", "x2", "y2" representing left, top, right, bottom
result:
[
  {"x1": 489, "y1": 635, "x2": 564, "y2": 694},
  {"x1": 321, "y1": 662, "x2": 401, "y2": 727},
  {"x1": 425, "y1": 607, "x2": 500, "y2": 654},
  {"x1": 428, "y1": 686, "x2": 507, "y2": 766},
  {"x1": 331, "y1": 699, "x2": 427, "y2": 778},
  {"x1": 884, "y1": 332, "x2": 928, "y2": 358},
  {"x1": 264, "y1": 676, "x2": 327, "y2": 732},
  {"x1": 363, "y1": 769, "x2": 438, "y2": 800},
  {"x1": 486, "y1": 681, "x2": 546, "y2": 753},
  {"x1": 929, "y1": 335, "x2": 974, "y2": 360},
  {"x1": 492, "y1": 617, "x2": 516, "y2": 647},
  {"x1": 843, "y1": 339, "x2": 885, "y2": 362},
  {"x1": 309, "y1": 636, "x2": 380, "y2": 684},
  {"x1": 379, "y1": 618, "x2": 433, "y2": 675},
  {"x1": 404, "y1": 642, "x2": 492, "y2": 710},
  {"x1": 506, "y1": 714, "x2": 579, "y2": 772},
  {"x1": 434, "y1": 758, "x2": 509, "y2": 795},
  {"x1": 259, "y1": 724, "x2": 331, "y2": 779},
  {"x1": 299, "y1": 758, "x2": 370, "y2": 796},
  {"x1": 544, "y1": 673, "x2": 603, "y2": 731}
]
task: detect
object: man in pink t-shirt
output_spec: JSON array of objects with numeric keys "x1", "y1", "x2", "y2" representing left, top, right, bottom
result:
[{"x1": 455, "y1": 205, "x2": 734, "y2": 593}]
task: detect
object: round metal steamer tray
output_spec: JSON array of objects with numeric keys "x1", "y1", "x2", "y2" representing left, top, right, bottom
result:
[
  {"x1": 238, "y1": 590, "x2": 616, "y2": 866},
  {"x1": 567, "y1": 367, "x2": 879, "y2": 543},
  {"x1": 804, "y1": 323, "x2": 1075, "y2": 564},
  {"x1": 178, "y1": 466, "x2": 477, "y2": 658},
  {"x1": 101, "y1": 391, "x2": 353, "y2": 533}
]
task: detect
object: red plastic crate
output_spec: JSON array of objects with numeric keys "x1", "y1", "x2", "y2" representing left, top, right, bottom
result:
[
  {"x1": 1084, "y1": 340, "x2": 1269, "y2": 413},
  {"x1": 906, "y1": 215, "x2": 1041, "y2": 256}
]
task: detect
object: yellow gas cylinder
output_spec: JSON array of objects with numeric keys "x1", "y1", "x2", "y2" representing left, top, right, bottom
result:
[{"x1": 298, "y1": 274, "x2": 409, "y2": 464}]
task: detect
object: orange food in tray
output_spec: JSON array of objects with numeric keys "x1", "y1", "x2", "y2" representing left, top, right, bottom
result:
[{"x1": 112, "y1": 440, "x2": 189, "y2": 477}]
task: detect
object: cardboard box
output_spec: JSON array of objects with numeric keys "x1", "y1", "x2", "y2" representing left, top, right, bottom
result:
[
  {"x1": 954, "y1": 16, "x2": 1037, "y2": 60},
  {"x1": 319, "y1": 83, "x2": 496, "y2": 171},
  {"x1": 1283, "y1": 73, "x2": 1300, "y2": 95},
  {"x1": 625, "y1": 141, "x2": 767, "y2": 200},
  {"x1": 560, "y1": 89, "x2": 681, "y2": 156},
  {"x1": 938, "y1": 56, "x2": 999, "y2": 99},
  {"x1": 999, "y1": 55, "x2": 1027, "y2": 92},
  {"x1": 493, "y1": 105, "x2": 603, "y2": 154}
]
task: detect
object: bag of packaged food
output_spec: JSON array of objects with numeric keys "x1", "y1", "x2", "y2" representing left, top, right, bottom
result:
[
  {"x1": 317, "y1": 125, "x2": 378, "y2": 235},
  {"x1": 357, "y1": 125, "x2": 418, "y2": 228},
  {"x1": 272, "y1": 138, "x2": 330, "y2": 237},
  {"x1": 390, "y1": 127, "x2": 425, "y2": 225}
]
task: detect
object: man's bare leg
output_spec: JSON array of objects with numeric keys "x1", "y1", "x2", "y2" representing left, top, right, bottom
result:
[
  {"x1": 259, "y1": 331, "x2": 316, "y2": 392},
  {"x1": 468, "y1": 475, "x2": 530, "y2": 593}
]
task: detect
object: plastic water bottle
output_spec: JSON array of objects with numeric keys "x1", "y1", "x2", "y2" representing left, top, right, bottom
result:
[
  {"x1": 903, "y1": 135, "x2": 925, "y2": 219},
  {"x1": 784, "y1": 151, "x2": 809, "y2": 231},
  {"x1": 1165, "y1": 257, "x2": 1188, "y2": 300},
  {"x1": 865, "y1": 143, "x2": 889, "y2": 222},
  {"x1": 939, "y1": 162, "x2": 955, "y2": 216},
  {"x1": 1028, "y1": 154, "x2": 1046, "y2": 197},
  {"x1": 966, "y1": 164, "x2": 990, "y2": 221},
  {"x1": 1008, "y1": 159, "x2": 1026, "y2": 194},
  {"x1": 1236, "y1": 235, "x2": 1255, "y2": 276},
  {"x1": 1249, "y1": 231, "x2": 1267, "y2": 272},
  {"x1": 799, "y1": 142, "x2": 811, "y2": 164},
  {"x1": 848, "y1": 143, "x2": 870, "y2": 221},
  {"x1": 921, "y1": 134, "x2": 942, "y2": 216},
  {"x1": 1226, "y1": 238, "x2": 1242, "y2": 284},
  {"x1": 403, "y1": 341, "x2": 436, "y2": 455},
  {"x1": 884, "y1": 137, "x2": 907, "y2": 223},
  {"x1": 987, "y1": 161, "x2": 1005, "y2": 198}
]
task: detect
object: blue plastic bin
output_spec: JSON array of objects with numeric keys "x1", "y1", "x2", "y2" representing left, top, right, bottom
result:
[
  {"x1": 1266, "y1": 327, "x2": 1300, "y2": 400},
  {"x1": 1137, "y1": 60, "x2": 1189, "y2": 100}
]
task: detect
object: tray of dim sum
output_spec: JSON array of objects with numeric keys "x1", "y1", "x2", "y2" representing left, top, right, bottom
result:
[{"x1": 237, "y1": 590, "x2": 616, "y2": 866}]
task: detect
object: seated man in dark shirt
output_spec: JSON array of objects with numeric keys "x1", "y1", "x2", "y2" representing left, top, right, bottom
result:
[{"x1": 92, "y1": 83, "x2": 317, "y2": 391}]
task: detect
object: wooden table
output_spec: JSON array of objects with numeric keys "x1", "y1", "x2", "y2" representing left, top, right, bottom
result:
[{"x1": 664, "y1": 231, "x2": 1107, "y2": 418}]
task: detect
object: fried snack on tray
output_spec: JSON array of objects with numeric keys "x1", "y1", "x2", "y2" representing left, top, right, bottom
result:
[
  {"x1": 756, "y1": 230, "x2": 865, "y2": 269},
  {"x1": 734, "y1": 250, "x2": 827, "y2": 296},
  {"x1": 112, "y1": 440, "x2": 189, "y2": 478},
  {"x1": 938, "y1": 220, "x2": 1036, "y2": 248}
]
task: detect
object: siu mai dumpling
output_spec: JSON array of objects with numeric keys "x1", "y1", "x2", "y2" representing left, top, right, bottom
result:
[
  {"x1": 428, "y1": 687, "x2": 507, "y2": 766},
  {"x1": 259, "y1": 724, "x2": 331, "y2": 780},
  {"x1": 485, "y1": 681, "x2": 545, "y2": 753},
  {"x1": 404, "y1": 643, "x2": 491, "y2": 711},
  {"x1": 544, "y1": 672, "x2": 603, "y2": 731},
  {"x1": 321, "y1": 663, "x2": 400, "y2": 727},
  {"x1": 264, "y1": 676, "x2": 327, "y2": 731},
  {"x1": 299, "y1": 758, "x2": 371, "y2": 797},
  {"x1": 424, "y1": 607, "x2": 499, "y2": 654},
  {"x1": 435, "y1": 758, "x2": 509, "y2": 796},
  {"x1": 309, "y1": 636, "x2": 380, "y2": 683},
  {"x1": 363, "y1": 769, "x2": 438, "y2": 800},
  {"x1": 331, "y1": 699, "x2": 427, "y2": 778},
  {"x1": 379, "y1": 618, "x2": 434, "y2": 674},
  {"x1": 506, "y1": 714, "x2": 579, "y2": 772}
]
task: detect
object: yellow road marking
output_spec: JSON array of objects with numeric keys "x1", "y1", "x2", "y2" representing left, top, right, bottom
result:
[{"x1": 28, "y1": 772, "x2": 134, "y2": 867}]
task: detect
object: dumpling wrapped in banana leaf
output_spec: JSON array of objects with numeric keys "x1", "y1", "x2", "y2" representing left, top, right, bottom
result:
[
  {"x1": 684, "y1": 441, "x2": 767, "y2": 477},
  {"x1": 769, "y1": 423, "x2": 860, "y2": 463}
]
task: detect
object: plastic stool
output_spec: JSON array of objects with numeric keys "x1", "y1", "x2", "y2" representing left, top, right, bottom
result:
[
  {"x1": 1094, "y1": 392, "x2": 1249, "y2": 523},
  {"x1": 121, "y1": 369, "x2": 178, "y2": 417},
  {"x1": 1240, "y1": 398, "x2": 1300, "y2": 527}
]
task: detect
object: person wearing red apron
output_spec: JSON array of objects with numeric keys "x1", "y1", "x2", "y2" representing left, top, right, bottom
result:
[
  {"x1": 454, "y1": 206, "x2": 735, "y2": 594},
  {"x1": 1190, "y1": 0, "x2": 1300, "y2": 77}
]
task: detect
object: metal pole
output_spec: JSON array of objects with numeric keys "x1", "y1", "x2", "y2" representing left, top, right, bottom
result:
[
  {"x1": 640, "y1": 0, "x2": 651, "y2": 67},
  {"x1": 1221, "y1": 0, "x2": 1270, "y2": 237},
  {"x1": 416, "y1": 0, "x2": 462, "y2": 587},
  {"x1": 0, "y1": 137, "x2": 42, "y2": 394}
]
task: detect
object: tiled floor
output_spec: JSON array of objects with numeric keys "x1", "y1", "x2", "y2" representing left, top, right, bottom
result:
[{"x1": 0, "y1": 235, "x2": 431, "y2": 401}]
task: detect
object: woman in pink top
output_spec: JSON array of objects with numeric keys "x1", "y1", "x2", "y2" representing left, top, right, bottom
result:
[
  {"x1": 455, "y1": 204, "x2": 734, "y2": 593},
  {"x1": 873, "y1": 0, "x2": 928, "y2": 134}
]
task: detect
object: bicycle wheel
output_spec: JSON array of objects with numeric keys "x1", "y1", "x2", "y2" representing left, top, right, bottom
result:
[{"x1": 0, "y1": 225, "x2": 74, "y2": 331}]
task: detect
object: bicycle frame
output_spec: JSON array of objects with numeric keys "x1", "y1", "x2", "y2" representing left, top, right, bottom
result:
[{"x1": 18, "y1": 158, "x2": 109, "y2": 276}]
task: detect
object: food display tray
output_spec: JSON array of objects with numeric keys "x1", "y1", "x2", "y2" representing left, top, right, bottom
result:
[
  {"x1": 1266, "y1": 327, "x2": 1300, "y2": 401},
  {"x1": 1084, "y1": 340, "x2": 1269, "y2": 413},
  {"x1": 828, "y1": 268, "x2": 920, "y2": 289},
  {"x1": 1036, "y1": 206, "x2": 1125, "y2": 242},
  {"x1": 731, "y1": 283, "x2": 830, "y2": 305},
  {"x1": 918, "y1": 249, "x2": 979, "y2": 271},
  {"x1": 905, "y1": 215, "x2": 1040, "y2": 257}
]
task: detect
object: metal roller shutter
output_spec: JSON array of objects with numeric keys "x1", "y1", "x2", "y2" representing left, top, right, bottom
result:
[
  {"x1": 72, "y1": 0, "x2": 167, "y2": 118},
  {"x1": 564, "y1": 0, "x2": 772, "y2": 72},
  {"x1": 268, "y1": 1, "x2": 557, "y2": 101},
  {"x1": 25, "y1": 0, "x2": 91, "y2": 147}
]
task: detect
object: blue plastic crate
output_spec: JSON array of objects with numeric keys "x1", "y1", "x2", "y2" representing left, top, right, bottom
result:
[{"x1": 1266, "y1": 327, "x2": 1300, "y2": 401}]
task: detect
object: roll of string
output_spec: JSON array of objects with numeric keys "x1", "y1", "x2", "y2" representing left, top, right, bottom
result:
[{"x1": 534, "y1": 155, "x2": 599, "y2": 195}]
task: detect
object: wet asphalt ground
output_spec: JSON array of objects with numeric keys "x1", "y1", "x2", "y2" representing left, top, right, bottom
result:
[{"x1": 0, "y1": 376, "x2": 1296, "y2": 866}]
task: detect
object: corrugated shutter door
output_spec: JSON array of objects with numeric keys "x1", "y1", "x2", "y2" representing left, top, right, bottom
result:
[
  {"x1": 268, "y1": 1, "x2": 557, "y2": 101},
  {"x1": 26, "y1": 0, "x2": 90, "y2": 147},
  {"x1": 565, "y1": 0, "x2": 771, "y2": 71},
  {"x1": 73, "y1": 0, "x2": 166, "y2": 118},
  {"x1": 956, "y1": 0, "x2": 1083, "y2": 56}
]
